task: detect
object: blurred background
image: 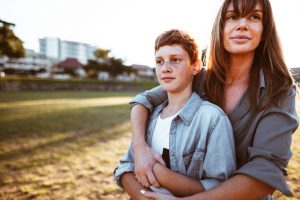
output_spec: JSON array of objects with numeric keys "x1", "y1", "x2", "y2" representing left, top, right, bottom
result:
[{"x1": 0, "y1": 0, "x2": 299, "y2": 199}]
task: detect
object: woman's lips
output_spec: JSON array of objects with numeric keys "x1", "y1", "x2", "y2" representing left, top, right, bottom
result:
[{"x1": 231, "y1": 35, "x2": 251, "y2": 42}]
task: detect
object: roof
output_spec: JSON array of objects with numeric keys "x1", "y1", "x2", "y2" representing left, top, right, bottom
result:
[
  {"x1": 132, "y1": 64, "x2": 153, "y2": 72},
  {"x1": 58, "y1": 58, "x2": 83, "y2": 69}
]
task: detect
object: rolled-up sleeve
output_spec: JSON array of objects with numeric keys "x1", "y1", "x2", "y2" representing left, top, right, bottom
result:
[
  {"x1": 130, "y1": 86, "x2": 167, "y2": 113},
  {"x1": 235, "y1": 88, "x2": 299, "y2": 196},
  {"x1": 114, "y1": 144, "x2": 135, "y2": 187},
  {"x1": 201, "y1": 114, "x2": 236, "y2": 190}
]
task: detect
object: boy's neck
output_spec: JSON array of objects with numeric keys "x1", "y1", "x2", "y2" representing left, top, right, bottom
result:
[{"x1": 161, "y1": 86, "x2": 192, "y2": 119}]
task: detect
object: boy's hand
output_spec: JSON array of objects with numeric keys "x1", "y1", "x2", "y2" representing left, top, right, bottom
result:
[
  {"x1": 133, "y1": 143, "x2": 165, "y2": 188},
  {"x1": 140, "y1": 190, "x2": 178, "y2": 200}
]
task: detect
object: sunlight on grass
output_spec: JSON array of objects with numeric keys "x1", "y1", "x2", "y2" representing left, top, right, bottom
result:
[
  {"x1": 0, "y1": 92, "x2": 299, "y2": 199},
  {"x1": 0, "y1": 97, "x2": 132, "y2": 109}
]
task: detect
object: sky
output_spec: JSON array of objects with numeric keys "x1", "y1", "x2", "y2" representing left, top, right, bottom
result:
[{"x1": 1, "y1": 0, "x2": 300, "y2": 68}]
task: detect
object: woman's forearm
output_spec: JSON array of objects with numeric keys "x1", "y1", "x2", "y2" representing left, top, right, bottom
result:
[
  {"x1": 131, "y1": 104, "x2": 149, "y2": 148},
  {"x1": 130, "y1": 104, "x2": 165, "y2": 188},
  {"x1": 152, "y1": 163, "x2": 205, "y2": 197}
]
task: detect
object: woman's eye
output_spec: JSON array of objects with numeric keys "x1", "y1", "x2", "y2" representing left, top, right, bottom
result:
[
  {"x1": 226, "y1": 15, "x2": 236, "y2": 21},
  {"x1": 250, "y1": 15, "x2": 261, "y2": 20}
]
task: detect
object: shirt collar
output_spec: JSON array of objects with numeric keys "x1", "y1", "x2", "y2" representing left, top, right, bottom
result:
[
  {"x1": 178, "y1": 93, "x2": 202, "y2": 125},
  {"x1": 156, "y1": 92, "x2": 203, "y2": 126}
]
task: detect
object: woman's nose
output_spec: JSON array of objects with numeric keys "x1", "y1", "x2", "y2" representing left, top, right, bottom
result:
[{"x1": 237, "y1": 18, "x2": 248, "y2": 30}]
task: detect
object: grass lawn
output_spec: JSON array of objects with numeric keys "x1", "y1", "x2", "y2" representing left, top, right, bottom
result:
[{"x1": 0, "y1": 91, "x2": 299, "y2": 199}]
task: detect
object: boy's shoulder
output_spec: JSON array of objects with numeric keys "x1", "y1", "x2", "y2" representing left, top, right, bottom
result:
[
  {"x1": 191, "y1": 93, "x2": 227, "y2": 120},
  {"x1": 171, "y1": 93, "x2": 227, "y2": 125}
]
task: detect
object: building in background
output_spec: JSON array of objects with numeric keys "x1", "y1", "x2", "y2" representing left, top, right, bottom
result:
[
  {"x1": 2, "y1": 49, "x2": 51, "y2": 71},
  {"x1": 39, "y1": 37, "x2": 96, "y2": 64},
  {"x1": 131, "y1": 64, "x2": 155, "y2": 81}
]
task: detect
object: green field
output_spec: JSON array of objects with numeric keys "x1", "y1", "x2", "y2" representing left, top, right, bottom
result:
[{"x1": 0, "y1": 91, "x2": 299, "y2": 199}]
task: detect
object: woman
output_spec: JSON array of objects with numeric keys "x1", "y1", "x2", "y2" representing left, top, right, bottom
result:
[{"x1": 130, "y1": 0, "x2": 298, "y2": 199}]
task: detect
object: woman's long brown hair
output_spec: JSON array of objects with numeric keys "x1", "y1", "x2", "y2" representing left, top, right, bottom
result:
[{"x1": 204, "y1": 0, "x2": 294, "y2": 111}]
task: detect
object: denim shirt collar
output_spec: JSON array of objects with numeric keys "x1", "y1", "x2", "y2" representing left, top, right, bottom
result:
[{"x1": 155, "y1": 92, "x2": 203, "y2": 126}]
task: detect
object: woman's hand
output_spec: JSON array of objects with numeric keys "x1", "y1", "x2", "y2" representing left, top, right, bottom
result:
[
  {"x1": 133, "y1": 143, "x2": 165, "y2": 188},
  {"x1": 140, "y1": 190, "x2": 178, "y2": 200}
]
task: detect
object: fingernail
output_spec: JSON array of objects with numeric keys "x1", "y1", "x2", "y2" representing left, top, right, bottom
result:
[{"x1": 140, "y1": 190, "x2": 146, "y2": 194}]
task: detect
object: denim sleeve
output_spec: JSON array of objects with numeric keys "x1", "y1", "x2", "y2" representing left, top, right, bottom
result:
[
  {"x1": 130, "y1": 86, "x2": 167, "y2": 113},
  {"x1": 114, "y1": 144, "x2": 135, "y2": 188},
  {"x1": 201, "y1": 114, "x2": 236, "y2": 190},
  {"x1": 235, "y1": 88, "x2": 299, "y2": 196}
]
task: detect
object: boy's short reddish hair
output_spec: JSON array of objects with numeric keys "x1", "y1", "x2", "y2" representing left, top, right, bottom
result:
[{"x1": 154, "y1": 29, "x2": 199, "y2": 65}]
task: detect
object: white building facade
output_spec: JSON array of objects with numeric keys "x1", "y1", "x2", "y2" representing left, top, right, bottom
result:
[
  {"x1": 39, "y1": 37, "x2": 96, "y2": 64},
  {"x1": 2, "y1": 49, "x2": 51, "y2": 71}
]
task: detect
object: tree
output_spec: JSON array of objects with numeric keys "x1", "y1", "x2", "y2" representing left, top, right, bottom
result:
[
  {"x1": 84, "y1": 49, "x2": 131, "y2": 79},
  {"x1": 84, "y1": 59, "x2": 110, "y2": 79},
  {"x1": 94, "y1": 48, "x2": 110, "y2": 61},
  {"x1": 108, "y1": 57, "x2": 126, "y2": 78},
  {"x1": 0, "y1": 19, "x2": 25, "y2": 58}
]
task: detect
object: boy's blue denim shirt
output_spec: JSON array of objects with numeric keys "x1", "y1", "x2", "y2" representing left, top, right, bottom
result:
[{"x1": 114, "y1": 92, "x2": 236, "y2": 190}]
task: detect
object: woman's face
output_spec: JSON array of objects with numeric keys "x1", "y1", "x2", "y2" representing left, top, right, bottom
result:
[{"x1": 223, "y1": 2, "x2": 264, "y2": 55}]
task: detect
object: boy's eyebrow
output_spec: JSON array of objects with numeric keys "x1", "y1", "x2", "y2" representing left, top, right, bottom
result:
[
  {"x1": 169, "y1": 54, "x2": 183, "y2": 57},
  {"x1": 155, "y1": 54, "x2": 184, "y2": 58}
]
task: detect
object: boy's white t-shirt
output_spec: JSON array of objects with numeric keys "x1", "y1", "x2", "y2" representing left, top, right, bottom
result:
[{"x1": 149, "y1": 110, "x2": 180, "y2": 195}]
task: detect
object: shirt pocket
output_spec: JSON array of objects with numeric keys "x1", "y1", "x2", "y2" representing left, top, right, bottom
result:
[{"x1": 182, "y1": 148, "x2": 204, "y2": 179}]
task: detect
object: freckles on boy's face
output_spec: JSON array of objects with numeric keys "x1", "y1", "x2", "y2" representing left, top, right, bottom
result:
[{"x1": 154, "y1": 45, "x2": 196, "y2": 93}]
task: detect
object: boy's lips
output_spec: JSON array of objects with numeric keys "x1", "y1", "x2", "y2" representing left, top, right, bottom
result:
[{"x1": 161, "y1": 77, "x2": 175, "y2": 83}]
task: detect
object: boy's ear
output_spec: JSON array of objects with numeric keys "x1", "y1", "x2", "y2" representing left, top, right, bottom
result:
[{"x1": 192, "y1": 62, "x2": 201, "y2": 75}]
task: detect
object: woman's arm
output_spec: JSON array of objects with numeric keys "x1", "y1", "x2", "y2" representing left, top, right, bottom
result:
[
  {"x1": 131, "y1": 104, "x2": 166, "y2": 188},
  {"x1": 152, "y1": 163, "x2": 205, "y2": 197},
  {"x1": 130, "y1": 86, "x2": 168, "y2": 187}
]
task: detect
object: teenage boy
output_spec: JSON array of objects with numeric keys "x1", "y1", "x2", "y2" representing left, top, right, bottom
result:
[{"x1": 114, "y1": 29, "x2": 236, "y2": 199}]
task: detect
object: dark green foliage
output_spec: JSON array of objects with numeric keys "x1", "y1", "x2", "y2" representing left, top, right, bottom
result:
[{"x1": 0, "y1": 20, "x2": 25, "y2": 58}]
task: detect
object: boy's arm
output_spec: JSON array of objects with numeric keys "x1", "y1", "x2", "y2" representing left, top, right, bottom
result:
[
  {"x1": 120, "y1": 172, "x2": 152, "y2": 200},
  {"x1": 142, "y1": 174, "x2": 274, "y2": 200},
  {"x1": 152, "y1": 162, "x2": 205, "y2": 197}
]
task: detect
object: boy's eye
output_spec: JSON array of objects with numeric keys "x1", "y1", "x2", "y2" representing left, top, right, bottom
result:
[
  {"x1": 156, "y1": 59, "x2": 163, "y2": 65},
  {"x1": 171, "y1": 58, "x2": 181, "y2": 63}
]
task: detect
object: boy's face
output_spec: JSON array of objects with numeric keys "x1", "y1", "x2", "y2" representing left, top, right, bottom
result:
[{"x1": 155, "y1": 45, "x2": 199, "y2": 94}]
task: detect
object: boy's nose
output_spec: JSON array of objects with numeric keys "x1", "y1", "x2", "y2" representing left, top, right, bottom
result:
[{"x1": 162, "y1": 62, "x2": 172, "y2": 73}]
